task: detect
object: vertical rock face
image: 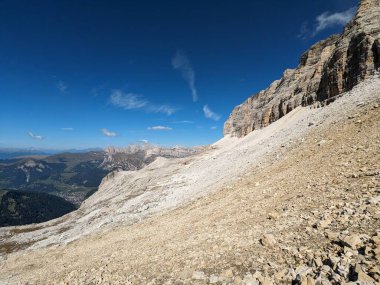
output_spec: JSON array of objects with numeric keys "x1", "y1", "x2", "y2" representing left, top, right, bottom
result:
[{"x1": 224, "y1": 0, "x2": 380, "y2": 137}]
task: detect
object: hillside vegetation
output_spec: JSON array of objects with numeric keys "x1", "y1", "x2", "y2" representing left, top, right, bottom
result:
[{"x1": 0, "y1": 189, "x2": 76, "y2": 227}]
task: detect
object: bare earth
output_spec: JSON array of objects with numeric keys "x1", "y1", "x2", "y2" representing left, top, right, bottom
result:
[{"x1": 0, "y1": 78, "x2": 379, "y2": 284}]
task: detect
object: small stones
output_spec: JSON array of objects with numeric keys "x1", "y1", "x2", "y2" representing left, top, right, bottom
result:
[
  {"x1": 209, "y1": 274, "x2": 219, "y2": 283},
  {"x1": 300, "y1": 276, "x2": 316, "y2": 285},
  {"x1": 192, "y1": 271, "x2": 206, "y2": 280},
  {"x1": 367, "y1": 195, "x2": 380, "y2": 205},
  {"x1": 315, "y1": 218, "x2": 332, "y2": 229},
  {"x1": 260, "y1": 234, "x2": 276, "y2": 247},
  {"x1": 221, "y1": 268, "x2": 234, "y2": 279},
  {"x1": 268, "y1": 212, "x2": 280, "y2": 220},
  {"x1": 312, "y1": 257, "x2": 323, "y2": 268},
  {"x1": 340, "y1": 234, "x2": 362, "y2": 249},
  {"x1": 352, "y1": 263, "x2": 376, "y2": 283},
  {"x1": 348, "y1": 114, "x2": 358, "y2": 119},
  {"x1": 357, "y1": 102, "x2": 365, "y2": 107}
]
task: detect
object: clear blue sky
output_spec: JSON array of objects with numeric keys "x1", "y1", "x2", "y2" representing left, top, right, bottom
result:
[{"x1": 0, "y1": 0, "x2": 357, "y2": 149}]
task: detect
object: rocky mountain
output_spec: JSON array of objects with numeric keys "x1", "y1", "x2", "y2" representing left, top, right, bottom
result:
[
  {"x1": 0, "y1": 145, "x2": 199, "y2": 207},
  {"x1": 0, "y1": 1, "x2": 379, "y2": 284},
  {"x1": 224, "y1": 0, "x2": 380, "y2": 137}
]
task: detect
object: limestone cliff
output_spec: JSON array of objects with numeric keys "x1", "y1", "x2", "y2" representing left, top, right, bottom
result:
[{"x1": 224, "y1": 0, "x2": 380, "y2": 137}]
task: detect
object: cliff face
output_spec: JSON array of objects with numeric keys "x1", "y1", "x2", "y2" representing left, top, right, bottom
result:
[{"x1": 224, "y1": 0, "x2": 380, "y2": 137}]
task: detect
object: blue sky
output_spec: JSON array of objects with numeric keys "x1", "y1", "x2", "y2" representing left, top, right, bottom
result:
[{"x1": 0, "y1": 0, "x2": 357, "y2": 149}]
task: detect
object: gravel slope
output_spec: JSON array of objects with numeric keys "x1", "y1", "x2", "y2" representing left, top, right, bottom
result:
[{"x1": 0, "y1": 77, "x2": 379, "y2": 284}]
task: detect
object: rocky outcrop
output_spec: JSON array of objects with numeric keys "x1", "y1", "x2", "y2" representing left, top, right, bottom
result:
[{"x1": 224, "y1": 0, "x2": 380, "y2": 137}]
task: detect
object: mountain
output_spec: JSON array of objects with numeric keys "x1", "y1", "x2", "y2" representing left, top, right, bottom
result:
[
  {"x1": 0, "y1": 145, "x2": 199, "y2": 207},
  {"x1": 0, "y1": 145, "x2": 200, "y2": 228},
  {"x1": 0, "y1": 147, "x2": 103, "y2": 159},
  {"x1": 1, "y1": 1, "x2": 379, "y2": 284},
  {"x1": 0, "y1": 151, "x2": 108, "y2": 205},
  {"x1": 0, "y1": 189, "x2": 76, "y2": 227},
  {"x1": 224, "y1": 0, "x2": 380, "y2": 137}
]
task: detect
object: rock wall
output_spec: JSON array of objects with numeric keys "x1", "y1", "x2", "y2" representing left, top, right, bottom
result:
[{"x1": 224, "y1": 0, "x2": 380, "y2": 137}]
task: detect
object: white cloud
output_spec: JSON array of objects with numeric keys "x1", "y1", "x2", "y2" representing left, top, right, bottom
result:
[
  {"x1": 61, "y1": 127, "x2": 74, "y2": 131},
  {"x1": 139, "y1": 139, "x2": 149, "y2": 143},
  {"x1": 101, "y1": 128, "x2": 117, "y2": 137},
  {"x1": 203, "y1": 105, "x2": 221, "y2": 121},
  {"x1": 298, "y1": 7, "x2": 356, "y2": 39},
  {"x1": 314, "y1": 7, "x2": 356, "y2": 35},
  {"x1": 172, "y1": 50, "x2": 198, "y2": 102},
  {"x1": 57, "y1": 80, "x2": 67, "y2": 93},
  {"x1": 210, "y1": 126, "x2": 218, "y2": 130},
  {"x1": 28, "y1": 132, "x2": 43, "y2": 140},
  {"x1": 110, "y1": 90, "x2": 178, "y2": 115},
  {"x1": 147, "y1": 126, "x2": 173, "y2": 131}
]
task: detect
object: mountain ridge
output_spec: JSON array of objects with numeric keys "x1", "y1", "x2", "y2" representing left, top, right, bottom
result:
[{"x1": 224, "y1": 0, "x2": 380, "y2": 137}]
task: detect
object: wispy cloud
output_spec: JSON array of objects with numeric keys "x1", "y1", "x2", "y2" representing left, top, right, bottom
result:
[
  {"x1": 172, "y1": 120, "x2": 194, "y2": 124},
  {"x1": 110, "y1": 90, "x2": 178, "y2": 115},
  {"x1": 315, "y1": 7, "x2": 356, "y2": 35},
  {"x1": 61, "y1": 127, "x2": 74, "y2": 131},
  {"x1": 210, "y1": 126, "x2": 218, "y2": 130},
  {"x1": 172, "y1": 50, "x2": 198, "y2": 102},
  {"x1": 203, "y1": 105, "x2": 221, "y2": 121},
  {"x1": 139, "y1": 139, "x2": 149, "y2": 143},
  {"x1": 28, "y1": 131, "x2": 44, "y2": 140},
  {"x1": 298, "y1": 7, "x2": 356, "y2": 39},
  {"x1": 147, "y1": 126, "x2": 173, "y2": 131},
  {"x1": 57, "y1": 80, "x2": 67, "y2": 93},
  {"x1": 147, "y1": 105, "x2": 178, "y2": 115},
  {"x1": 110, "y1": 91, "x2": 148, "y2": 109},
  {"x1": 101, "y1": 128, "x2": 117, "y2": 137}
]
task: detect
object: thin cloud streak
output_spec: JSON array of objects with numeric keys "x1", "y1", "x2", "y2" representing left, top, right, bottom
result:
[
  {"x1": 28, "y1": 132, "x2": 44, "y2": 140},
  {"x1": 172, "y1": 50, "x2": 198, "y2": 102},
  {"x1": 203, "y1": 105, "x2": 221, "y2": 121},
  {"x1": 110, "y1": 90, "x2": 178, "y2": 115},
  {"x1": 172, "y1": 120, "x2": 194, "y2": 124},
  {"x1": 298, "y1": 7, "x2": 356, "y2": 39},
  {"x1": 61, "y1": 127, "x2": 74, "y2": 131},
  {"x1": 110, "y1": 91, "x2": 148, "y2": 109},
  {"x1": 101, "y1": 128, "x2": 117, "y2": 137},
  {"x1": 147, "y1": 126, "x2": 173, "y2": 131}
]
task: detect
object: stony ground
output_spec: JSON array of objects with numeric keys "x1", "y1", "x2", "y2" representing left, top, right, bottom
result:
[{"x1": 0, "y1": 79, "x2": 379, "y2": 284}]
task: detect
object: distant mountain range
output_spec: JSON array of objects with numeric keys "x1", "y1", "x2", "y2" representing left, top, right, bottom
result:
[
  {"x1": 0, "y1": 147, "x2": 103, "y2": 159},
  {"x1": 0, "y1": 145, "x2": 200, "y2": 226}
]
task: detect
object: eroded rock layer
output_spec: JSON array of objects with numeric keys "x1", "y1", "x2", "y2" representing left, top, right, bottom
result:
[{"x1": 224, "y1": 0, "x2": 380, "y2": 137}]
